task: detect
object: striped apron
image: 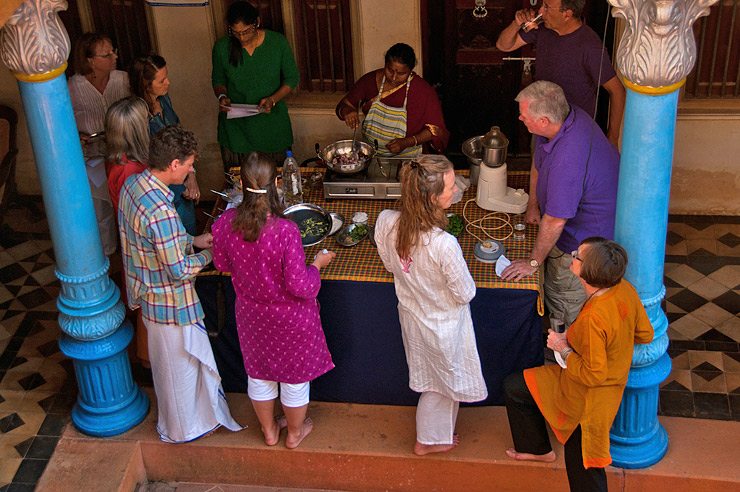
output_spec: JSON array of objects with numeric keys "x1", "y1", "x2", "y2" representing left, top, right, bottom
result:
[{"x1": 362, "y1": 75, "x2": 422, "y2": 158}]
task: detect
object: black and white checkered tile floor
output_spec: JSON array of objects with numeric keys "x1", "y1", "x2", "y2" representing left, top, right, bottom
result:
[{"x1": 0, "y1": 201, "x2": 738, "y2": 489}]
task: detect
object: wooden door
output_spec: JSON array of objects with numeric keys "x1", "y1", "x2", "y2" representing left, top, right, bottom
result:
[{"x1": 422, "y1": 0, "x2": 533, "y2": 161}]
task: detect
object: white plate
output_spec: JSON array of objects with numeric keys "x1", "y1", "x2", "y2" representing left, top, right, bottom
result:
[{"x1": 554, "y1": 351, "x2": 567, "y2": 369}]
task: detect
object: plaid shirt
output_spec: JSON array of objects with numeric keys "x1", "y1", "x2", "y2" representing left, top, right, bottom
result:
[{"x1": 118, "y1": 169, "x2": 212, "y2": 325}]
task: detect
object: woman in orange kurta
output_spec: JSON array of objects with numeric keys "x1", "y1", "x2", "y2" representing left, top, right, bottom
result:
[{"x1": 504, "y1": 237, "x2": 653, "y2": 491}]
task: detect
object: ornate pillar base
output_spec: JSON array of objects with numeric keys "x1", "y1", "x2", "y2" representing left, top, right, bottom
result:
[
  {"x1": 59, "y1": 321, "x2": 149, "y2": 437},
  {"x1": 610, "y1": 349, "x2": 672, "y2": 468}
]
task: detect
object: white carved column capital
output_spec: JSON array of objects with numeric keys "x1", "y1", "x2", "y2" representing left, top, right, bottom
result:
[
  {"x1": 608, "y1": 0, "x2": 718, "y2": 90},
  {"x1": 0, "y1": 0, "x2": 70, "y2": 79}
]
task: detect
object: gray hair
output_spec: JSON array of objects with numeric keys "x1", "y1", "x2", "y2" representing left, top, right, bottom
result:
[
  {"x1": 105, "y1": 96, "x2": 150, "y2": 165},
  {"x1": 515, "y1": 81, "x2": 570, "y2": 124}
]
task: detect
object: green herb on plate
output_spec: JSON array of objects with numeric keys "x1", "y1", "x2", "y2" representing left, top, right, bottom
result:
[
  {"x1": 349, "y1": 223, "x2": 368, "y2": 242},
  {"x1": 446, "y1": 214, "x2": 464, "y2": 237}
]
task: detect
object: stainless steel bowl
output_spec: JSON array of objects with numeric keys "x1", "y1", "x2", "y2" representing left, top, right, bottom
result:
[
  {"x1": 462, "y1": 136, "x2": 483, "y2": 185},
  {"x1": 462, "y1": 136, "x2": 483, "y2": 166},
  {"x1": 284, "y1": 203, "x2": 332, "y2": 247},
  {"x1": 317, "y1": 140, "x2": 376, "y2": 174},
  {"x1": 335, "y1": 223, "x2": 369, "y2": 247}
]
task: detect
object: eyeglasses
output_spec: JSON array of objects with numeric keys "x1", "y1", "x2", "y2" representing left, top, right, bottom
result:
[
  {"x1": 93, "y1": 48, "x2": 118, "y2": 59},
  {"x1": 571, "y1": 250, "x2": 583, "y2": 262},
  {"x1": 230, "y1": 24, "x2": 259, "y2": 38}
]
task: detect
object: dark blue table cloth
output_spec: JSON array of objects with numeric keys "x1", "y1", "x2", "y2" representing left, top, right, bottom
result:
[{"x1": 196, "y1": 276, "x2": 543, "y2": 405}]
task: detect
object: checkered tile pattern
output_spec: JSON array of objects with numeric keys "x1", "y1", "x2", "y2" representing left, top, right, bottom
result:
[
  {"x1": 0, "y1": 197, "x2": 738, "y2": 488},
  {"x1": 660, "y1": 216, "x2": 740, "y2": 421}
]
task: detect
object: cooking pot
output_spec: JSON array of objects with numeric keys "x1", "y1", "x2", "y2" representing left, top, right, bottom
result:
[{"x1": 314, "y1": 140, "x2": 376, "y2": 174}]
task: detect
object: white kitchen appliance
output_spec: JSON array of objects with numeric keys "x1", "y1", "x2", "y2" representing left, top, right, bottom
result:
[{"x1": 473, "y1": 126, "x2": 528, "y2": 214}]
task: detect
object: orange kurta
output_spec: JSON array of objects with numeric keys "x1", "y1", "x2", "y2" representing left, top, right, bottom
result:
[{"x1": 524, "y1": 279, "x2": 653, "y2": 468}]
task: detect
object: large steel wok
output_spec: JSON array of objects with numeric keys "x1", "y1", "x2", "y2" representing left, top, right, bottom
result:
[{"x1": 314, "y1": 140, "x2": 376, "y2": 174}]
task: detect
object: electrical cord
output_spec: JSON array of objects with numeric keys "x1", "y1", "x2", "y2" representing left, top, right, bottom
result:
[{"x1": 461, "y1": 198, "x2": 515, "y2": 243}]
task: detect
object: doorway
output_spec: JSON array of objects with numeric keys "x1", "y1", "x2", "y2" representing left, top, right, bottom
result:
[{"x1": 421, "y1": 0, "x2": 617, "y2": 164}]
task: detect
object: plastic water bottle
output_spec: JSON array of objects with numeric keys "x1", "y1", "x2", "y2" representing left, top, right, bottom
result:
[{"x1": 281, "y1": 150, "x2": 303, "y2": 205}]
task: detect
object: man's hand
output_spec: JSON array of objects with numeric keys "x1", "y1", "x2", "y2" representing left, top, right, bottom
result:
[
  {"x1": 193, "y1": 233, "x2": 213, "y2": 250},
  {"x1": 500, "y1": 258, "x2": 538, "y2": 281},
  {"x1": 515, "y1": 9, "x2": 539, "y2": 30}
]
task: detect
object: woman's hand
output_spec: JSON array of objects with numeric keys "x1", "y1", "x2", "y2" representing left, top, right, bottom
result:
[
  {"x1": 218, "y1": 95, "x2": 232, "y2": 113},
  {"x1": 183, "y1": 172, "x2": 201, "y2": 203},
  {"x1": 546, "y1": 329, "x2": 569, "y2": 353},
  {"x1": 386, "y1": 137, "x2": 412, "y2": 155},
  {"x1": 194, "y1": 232, "x2": 213, "y2": 250},
  {"x1": 343, "y1": 110, "x2": 360, "y2": 130},
  {"x1": 258, "y1": 96, "x2": 276, "y2": 113},
  {"x1": 312, "y1": 249, "x2": 337, "y2": 270}
]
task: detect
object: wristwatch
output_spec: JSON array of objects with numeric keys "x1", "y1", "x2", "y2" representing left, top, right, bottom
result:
[{"x1": 529, "y1": 258, "x2": 540, "y2": 268}]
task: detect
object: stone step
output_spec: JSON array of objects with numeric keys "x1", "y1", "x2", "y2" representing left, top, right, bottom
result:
[{"x1": 38, "y1": 392, "x2": 740, "y2": 492}]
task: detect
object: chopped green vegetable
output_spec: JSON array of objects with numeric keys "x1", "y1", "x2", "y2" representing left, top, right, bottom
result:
[
  {"x1": 300, "y1": 217, "x2": 328, "y2": 238},
  {"x1": 446, "y1": 214, "x2": 464, "y2": 237},
  {"x1": 349, "y1": 224, "x2": 368, "y2": 242}
]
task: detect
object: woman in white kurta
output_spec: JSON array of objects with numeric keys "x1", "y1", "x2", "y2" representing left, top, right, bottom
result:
[
  {"x1": 68, "y1": 33, "x2": 130, "y2": 255},
  {"x1": 375, "y1": 156, "x2": 487, "y2": 456}
]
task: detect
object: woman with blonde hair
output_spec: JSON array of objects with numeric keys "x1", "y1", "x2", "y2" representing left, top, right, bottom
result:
[
  {"x1": 105, "y1": 96, "x2": 149, "y2": 209},
  {"x1": 211, "y1": 152, "x2": 335, "y2": 448},
  {"x1": 375, "y1": 156, "x2": 487, "y2": 455}
]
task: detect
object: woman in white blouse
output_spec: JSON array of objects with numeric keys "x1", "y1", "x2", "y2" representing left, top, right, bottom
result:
[
  {"x1": 375, "y1": 156, "x2": 487, "y2": 456},
  {"x1": 68, "y1": 33, "x2": 130, "y2": 255}
]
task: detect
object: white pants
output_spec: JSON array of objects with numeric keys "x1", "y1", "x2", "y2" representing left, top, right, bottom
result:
[
  {"x1": 247, "y1": 376, "x2": 310, "y2": 408},
  {"x1": 416, "y1": 391, "x2": 460, "y2": 445}
]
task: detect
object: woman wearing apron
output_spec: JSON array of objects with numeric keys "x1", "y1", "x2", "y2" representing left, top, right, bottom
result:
[{"x1": 336, "y1": 43, "x2": 449, "y2": 157}]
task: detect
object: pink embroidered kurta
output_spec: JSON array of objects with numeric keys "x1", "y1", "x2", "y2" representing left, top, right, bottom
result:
[{"x1": 212, "y1": 210, "x2": 334, "y2": 383}]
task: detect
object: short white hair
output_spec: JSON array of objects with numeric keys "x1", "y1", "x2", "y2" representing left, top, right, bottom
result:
[{"x1": 515, "y1": 81, "x2": 569, "y2": 124}]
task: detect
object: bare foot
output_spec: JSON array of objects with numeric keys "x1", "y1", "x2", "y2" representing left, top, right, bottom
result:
[
  {"x1": 285, "y1": 417, "x2": 313, "y2": 449},
  {"x1": 414, "y1": 434, "x2": 461, "y2": 456},
  {"x1": 263, "y1": 415, "x2": 288, "y2": 446},
  {"x1": 505, "y1": 448, "x2": 556, "y2": 462}
]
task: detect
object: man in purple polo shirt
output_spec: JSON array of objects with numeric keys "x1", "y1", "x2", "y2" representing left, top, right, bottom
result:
[
  {"x1": 501, "y1": 81, "x2": 619, "y2": 328},
  {"x1": 496, "y1": 0, "x2": 625, "y2": 147}
]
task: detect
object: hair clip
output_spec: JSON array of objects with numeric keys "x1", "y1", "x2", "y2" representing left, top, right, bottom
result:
[{"x1": 246, "y1": 187, "x2": 267, "y2": 194}]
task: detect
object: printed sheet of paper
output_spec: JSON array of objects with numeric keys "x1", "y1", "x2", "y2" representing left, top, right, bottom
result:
[{"x1": 226, "y1": 103, "x2": 263, "y2": 119}]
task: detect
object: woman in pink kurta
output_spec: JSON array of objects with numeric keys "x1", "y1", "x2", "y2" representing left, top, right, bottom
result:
[{"x1": 212, "y1": 151, "x2": 335, "y2": 449}]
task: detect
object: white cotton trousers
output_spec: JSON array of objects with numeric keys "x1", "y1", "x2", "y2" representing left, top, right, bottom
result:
[
  {"x1": 416, "y1": 391, "x2": 460, "y2": 445},
  {"x1": 247, "y1": 377, "x2": 310, "y2": 407},
  {"x1": 145, "y1": 319, "x2": 243, "y2": 443}
]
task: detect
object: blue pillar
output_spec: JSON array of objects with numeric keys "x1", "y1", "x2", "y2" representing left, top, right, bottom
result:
[
  {"x1": 18, "y1": 72, "x2": 149, "y2": 437},
  {"x1": 610, "y1": 88, "x2": 676, "y2": 467}
]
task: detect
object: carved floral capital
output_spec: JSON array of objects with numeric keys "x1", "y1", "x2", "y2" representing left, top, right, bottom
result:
[
  {"x1": 609, "y1": 0, "x2": 718, "y2": 89},
  {"x1": 0, "y1": 0, "x2": 70, "y2": 78}
]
